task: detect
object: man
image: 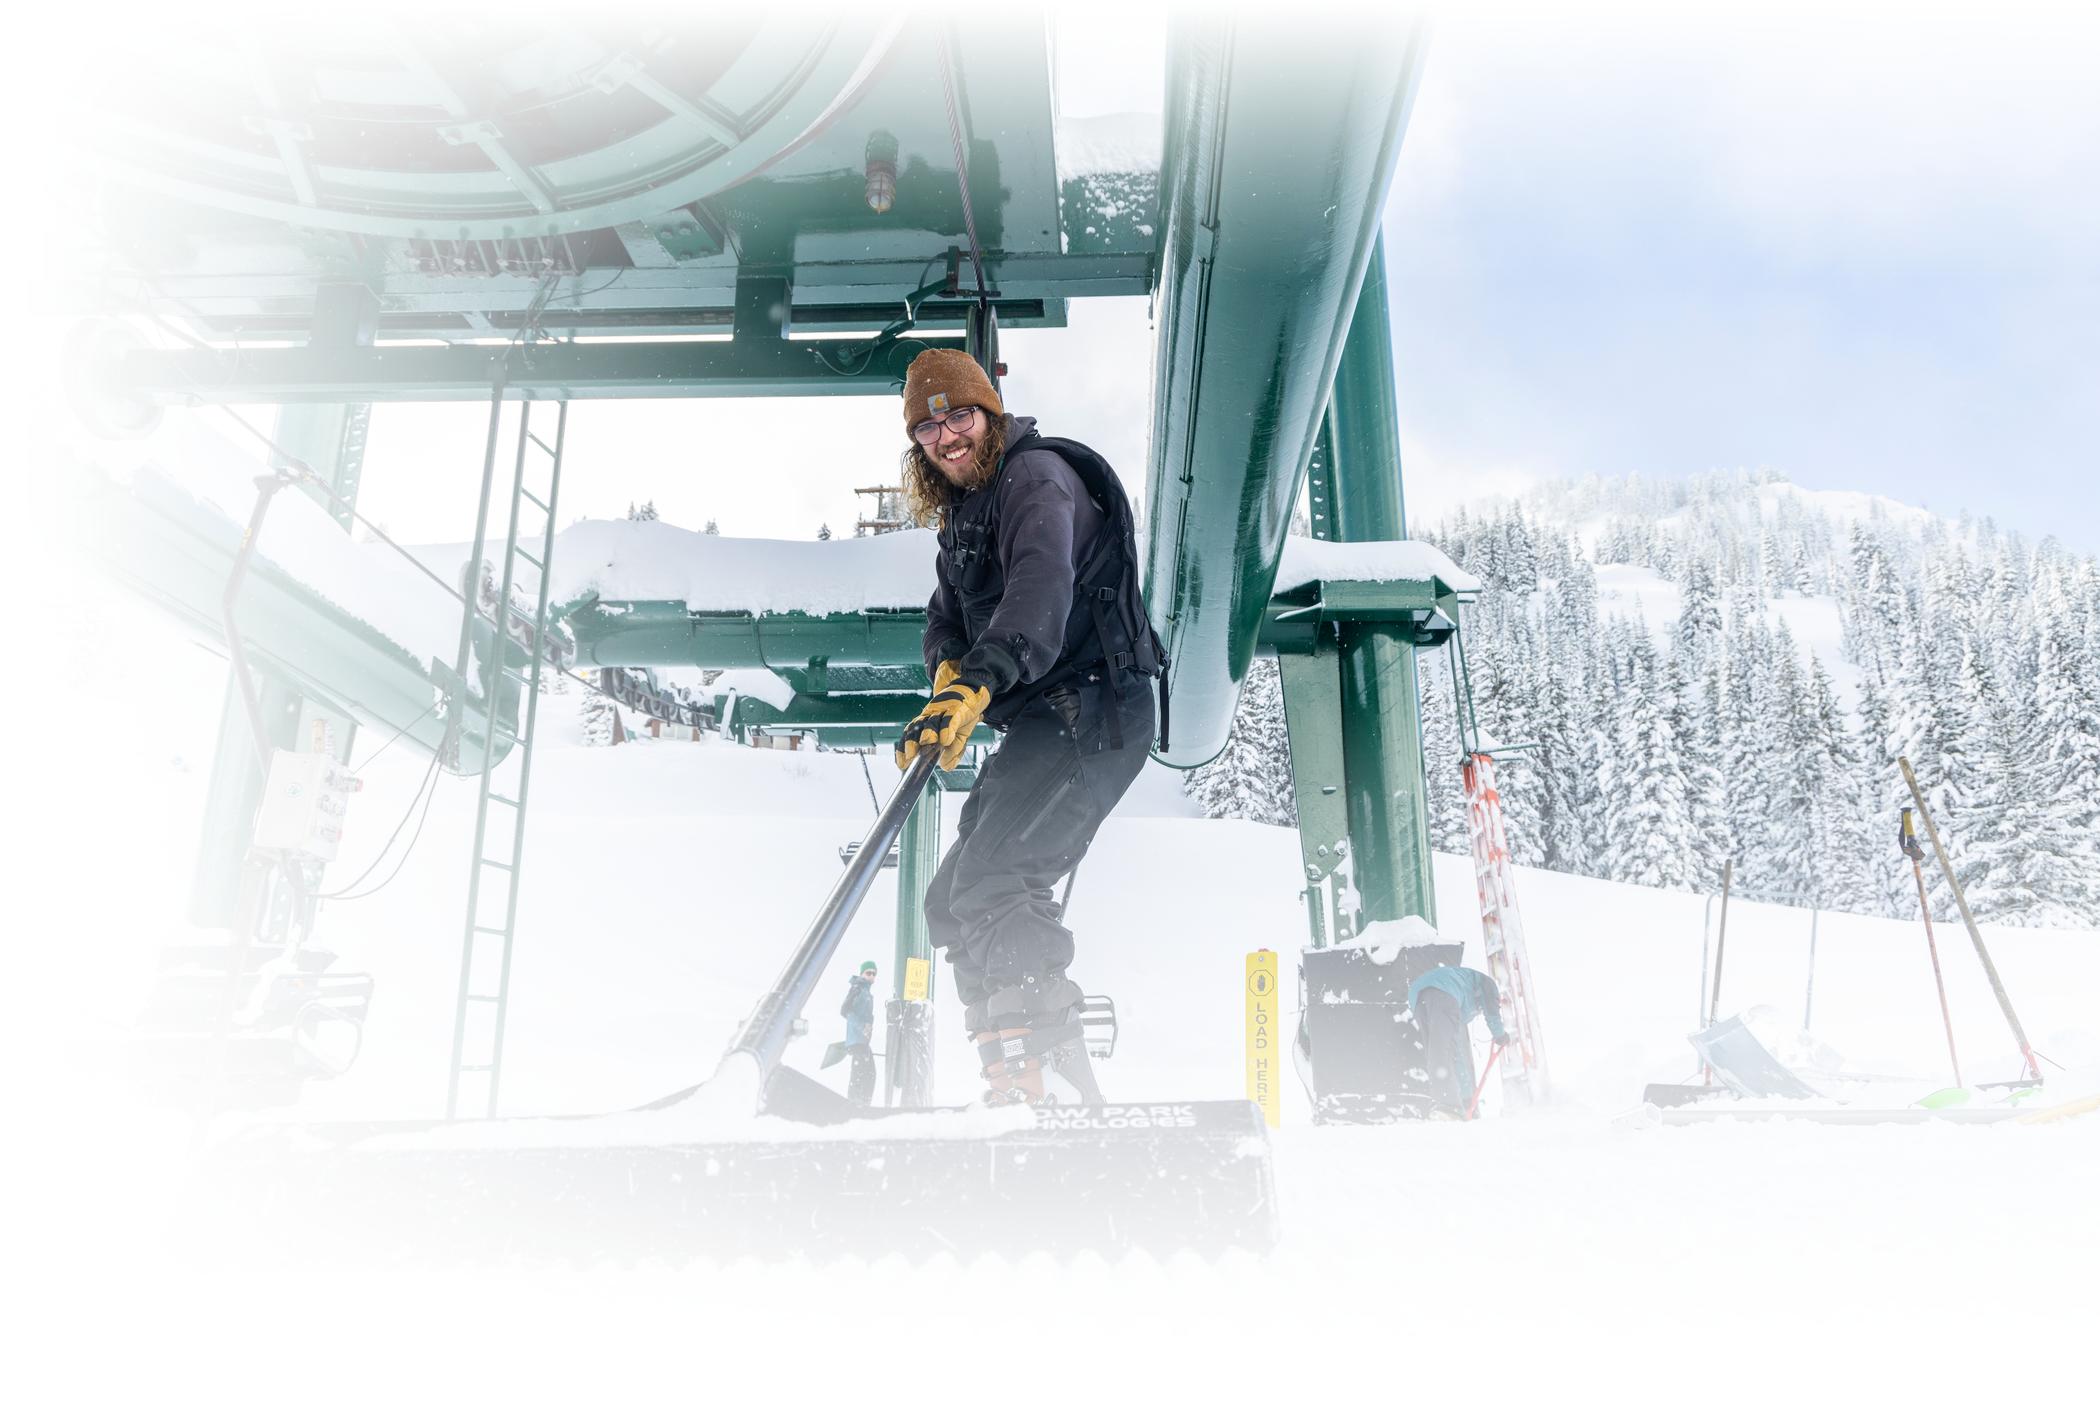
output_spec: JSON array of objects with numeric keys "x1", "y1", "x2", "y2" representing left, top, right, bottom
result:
[
  {"x1": 892, "y1": 347, "x2": 1165, "y2": 1105},
  {"x1": 824, "y1": 959, "x2": 879, "y2": 1107},
  {"x1": 1405, "y1": 965, "x2": 1508, "y2": 1118}
]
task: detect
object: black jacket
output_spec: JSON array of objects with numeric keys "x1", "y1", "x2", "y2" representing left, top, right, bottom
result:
[{"x1": 923, "y1": 415, "x2": 1106, "y2": 700}]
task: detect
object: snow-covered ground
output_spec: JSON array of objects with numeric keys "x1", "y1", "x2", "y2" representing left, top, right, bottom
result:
[{"x1": 17, "y1": 578, "x2": 2096, "y2": 1398}]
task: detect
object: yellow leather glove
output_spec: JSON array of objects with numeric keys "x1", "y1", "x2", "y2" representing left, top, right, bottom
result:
[
  {"x1": 932, "y1": 657, "x2": 963, "y2": 693},
  {"x1": 895, "y1": 681, "x2": 992, "y2": 771}
]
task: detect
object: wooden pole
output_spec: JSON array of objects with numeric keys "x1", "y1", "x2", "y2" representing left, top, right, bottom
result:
[{"x1": 1898, "y1": 757, "x2": 2040, "y2": 1079}]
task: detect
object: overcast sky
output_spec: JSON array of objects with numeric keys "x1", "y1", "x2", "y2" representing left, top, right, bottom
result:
[
  {"x1": 318, "y1": 4, "x2": 2100, "y2": 555},
  {"x1": 1386, "y1": 2, "x2": 2100, "y2": 549}
]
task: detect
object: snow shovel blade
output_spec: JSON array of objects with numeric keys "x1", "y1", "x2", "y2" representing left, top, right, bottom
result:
[
  {"x1": 1689, "y1": 1015, "x2": 1819, "y2": 1100},
  {"x1": 194, "y1": 1099, "x2": 1278, "y2": 1263}
]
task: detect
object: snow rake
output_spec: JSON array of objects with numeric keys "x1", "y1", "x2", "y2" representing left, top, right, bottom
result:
[{"x1": 195, "y1": 751, "x2": 1279, "y2": 1262}]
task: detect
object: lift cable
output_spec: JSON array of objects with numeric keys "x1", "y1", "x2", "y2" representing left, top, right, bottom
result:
[{"x1": 934, "y1": 33, "x2": 991, "y2": 312}]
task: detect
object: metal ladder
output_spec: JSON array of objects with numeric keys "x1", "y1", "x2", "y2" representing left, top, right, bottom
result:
[{"x1": 445, "y1": 391, "x2": 569, "y2": 1120}]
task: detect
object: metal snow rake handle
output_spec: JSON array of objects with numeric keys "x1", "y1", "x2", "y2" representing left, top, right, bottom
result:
[{"x1": 722, "y1": 749, "x2": 940, "y2": 1097}]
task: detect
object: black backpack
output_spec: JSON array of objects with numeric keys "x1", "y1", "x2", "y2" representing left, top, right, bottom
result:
[{"x1": 985, "y1": 432, "x2": 1172, "y2": 752}]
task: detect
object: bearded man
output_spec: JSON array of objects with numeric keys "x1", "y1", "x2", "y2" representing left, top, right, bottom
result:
[{"x1": 892, "y1": 347, "x2": 1166, "y2": 1105}]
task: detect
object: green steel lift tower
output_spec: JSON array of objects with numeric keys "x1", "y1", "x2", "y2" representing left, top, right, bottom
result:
[{"x1": 66, "y1": 9, "x2": 1480, "y2": 1131}]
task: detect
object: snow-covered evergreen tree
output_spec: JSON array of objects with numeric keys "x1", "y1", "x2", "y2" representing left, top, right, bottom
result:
[
  {"x1": 1184, "y1": 660, "x2": 1295, "y2": 826},
  {"x1": 1257, "y1": 467, "x2": 2100, "y2": 921},
  {"x1": 580, "y1": 684, "x2": 617, "y2": 747},
  {"x1": 1602, "y1": 634, "x2": 1698, "y2": 889}
]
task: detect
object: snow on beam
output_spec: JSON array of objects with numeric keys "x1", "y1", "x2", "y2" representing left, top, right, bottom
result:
[
  {"x1": 547, "y1": 521, "x2": 939, "y2": 615},
  {"x1": 1272, "y1": 537, "x2": 1481, "y2": 599}
]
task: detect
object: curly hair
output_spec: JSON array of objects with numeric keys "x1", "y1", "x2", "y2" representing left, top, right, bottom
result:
[{"x1": 899, "y1": 413, "x2": 1007, "y2": 528}]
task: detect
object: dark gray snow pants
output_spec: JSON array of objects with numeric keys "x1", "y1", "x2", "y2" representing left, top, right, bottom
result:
[{"x1": 924, "y1": 676, "x2": 1154, "y2": 1033}]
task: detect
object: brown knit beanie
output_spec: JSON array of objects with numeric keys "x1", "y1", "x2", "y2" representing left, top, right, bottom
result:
[{"x1": 901, "y1": 347, "x2": 1003, "y2": 435}]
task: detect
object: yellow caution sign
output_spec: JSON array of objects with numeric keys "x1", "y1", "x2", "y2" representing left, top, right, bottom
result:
[
  {"x1": 1245, "y1": 949, "x2": 1281, "y2": 1126},
  {"x1": 903, "y1": 956, "x2": 932, "y2": 1002}
]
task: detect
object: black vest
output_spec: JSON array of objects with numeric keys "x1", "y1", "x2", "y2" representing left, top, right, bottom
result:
[{"x1": 938, "y1": 431, "x2": 1171, "y2": 749}]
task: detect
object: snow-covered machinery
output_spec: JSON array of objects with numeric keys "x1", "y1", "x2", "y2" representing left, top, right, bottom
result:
[
  {"x1": 204, "y1": 752, "x2": 1278, "y2": 1260},
  {"x1": 136, "y1": 740, "x2": 374, "y2": 1108}
]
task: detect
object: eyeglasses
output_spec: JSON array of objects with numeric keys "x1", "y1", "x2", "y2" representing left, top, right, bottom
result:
[{"x1": 910, "y1": 405, "x2": 981, "y2": 445}]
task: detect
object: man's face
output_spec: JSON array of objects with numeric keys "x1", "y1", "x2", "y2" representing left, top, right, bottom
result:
[
  {"x1": 861, "y1": 969, "x2": 877, "y2": 982},
  {"x1": 916, "y1": 406, "x2": 991, "y2": 488}
]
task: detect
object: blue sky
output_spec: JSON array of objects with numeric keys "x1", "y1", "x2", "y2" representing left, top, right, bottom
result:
[{"x1": 1382, "y1": 3, "x2": 2100, "y2": 551}]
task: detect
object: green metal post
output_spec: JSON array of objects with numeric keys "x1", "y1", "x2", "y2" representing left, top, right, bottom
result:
[
  {"x1": 887, "y1": 779, "x2": 941, "y2": 1106},
  {"x1": 1326, "y1": 242, "x2": 1406, "y2": 543},
  {"x1": 271, "y1": 283, "x2": 378, "y2": 527},
  {"x1": 894, "y1": 779, "x2": 939, "y2": 975},
  {"x1": 189, "y1": 676, "x2": 300, "y2": 926},
  {"x1": 1276, "y1": 650, "x2": 1353, "y2": 948},
  {"x1": 1327, "y1": 237, "x2": 1435, "y2": 923},
  {"x1": 189, "y1": 284, "x2": 377, "y2": 927},
  {"x1": 1337, "y1": 629, "x2": 1434, "y2": 922}
]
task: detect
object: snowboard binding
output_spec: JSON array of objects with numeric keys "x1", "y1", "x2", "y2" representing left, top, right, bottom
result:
[{"x1": 976, "y1": 1007, "x2": 1103, "y2": 1106}]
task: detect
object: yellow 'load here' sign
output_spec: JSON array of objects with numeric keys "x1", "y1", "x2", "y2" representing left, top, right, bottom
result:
[
  {"x1": 1245, "y1": 949, "x2": 1280, "y2": 1126},
  {"x1": 903, "y1": 956, "x2": 931, "y2": 1002}
]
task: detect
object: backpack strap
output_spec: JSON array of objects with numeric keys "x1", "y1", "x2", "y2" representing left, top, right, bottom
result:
[{"x1": 1086, "y1": 583, "x2": 1128, "y2": 751}]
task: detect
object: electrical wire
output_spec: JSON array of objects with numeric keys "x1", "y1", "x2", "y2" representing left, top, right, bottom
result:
[
  {"x1": 318, "y1": 750, "x2": 442, "y2": 901},
  {"x1": 350, "y1": 696, "x2": 445, "y2": 775},
  {"x1": 321, "y1": 774, "x2": 440, "y2": 903},
  {"x1": 858, "y1": 750, "x2": 882, "y2": 814}
]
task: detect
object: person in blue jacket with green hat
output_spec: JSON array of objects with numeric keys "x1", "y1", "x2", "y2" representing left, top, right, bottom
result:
[{"x1": 821, "y1": 960, "x2": 880, "y2": 1106}]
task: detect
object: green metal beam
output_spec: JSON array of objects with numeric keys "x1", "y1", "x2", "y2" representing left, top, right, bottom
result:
[
  {"x1": 726, "y1": 692, "x2": 928, "y2": 736},
  {"x1": 1142, "y1": 13, "x2": 1429, "y2": 768},
  {"x1": 567, "y1": 601, "x2": 929, "y2": 674},
  {"x1": 122, "y1": 253, "x2": 1145, "y2": 344},
  {"x1": 1261, "y1": 585, "x2": 1460, "y2": 654},
  {"x1": 81, "y1": 466, "x2": 518, "y2": 775},
  {"x1": 117, "y1": 335, "x2": 945, "y2": 405}
]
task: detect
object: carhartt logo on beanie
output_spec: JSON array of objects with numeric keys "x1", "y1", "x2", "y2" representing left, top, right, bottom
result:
[{"x1": 902, "y1": 347, "x2": 1002, "y2": 434}]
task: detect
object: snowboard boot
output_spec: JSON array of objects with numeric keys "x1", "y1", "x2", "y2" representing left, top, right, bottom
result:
[
  {"x1": 975, "y1": 975, "x2": 1089, "y2": 1106},
  {"x1": 982, "y1": 1026, "x2": 1049, "y2": 1105},
  {"x1": 973, "y1": 1029, "x2": 1017, "y2": 1103}
]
